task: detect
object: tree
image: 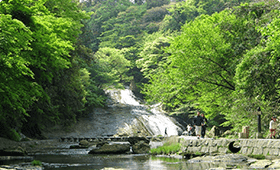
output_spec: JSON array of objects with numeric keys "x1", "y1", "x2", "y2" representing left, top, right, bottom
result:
[
  {"x1": 146, "y1": 0, "x2": 170, "y2": 9},
  {"x1": 92, "y1": 47, "x2": 132, "y2": 88},
  {"x1": 0, "y1": 0, "x2": 92, "y2": 138}
]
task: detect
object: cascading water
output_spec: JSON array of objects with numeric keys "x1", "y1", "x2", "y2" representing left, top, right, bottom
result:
[
  {"x1": 42, "y1": 87, "x2": 182, "y2": 138},
  {"x1": 106, "y1": 88, "x2": 182, "y2": 137}
]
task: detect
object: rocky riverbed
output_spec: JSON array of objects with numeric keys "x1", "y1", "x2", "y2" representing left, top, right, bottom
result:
[{"x1": 2, "y1": 136, "x2": 280, "y2": 169}]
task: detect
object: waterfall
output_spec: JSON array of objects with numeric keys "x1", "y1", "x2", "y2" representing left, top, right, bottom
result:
[
  {"x1": 106, "y1": 87, "x2": 182, "y2": 137},
  {"x1": 42, "y1": 87, "x2": 182, "y2": 138}
]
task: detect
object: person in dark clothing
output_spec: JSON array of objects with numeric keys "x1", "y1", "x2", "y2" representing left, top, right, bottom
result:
[
  {"x1": 193, "y1": 111, "x2": 204, "y2": 139},
  {"x1": 201, "y1": 113, "x2": 208, "y2": 138}
]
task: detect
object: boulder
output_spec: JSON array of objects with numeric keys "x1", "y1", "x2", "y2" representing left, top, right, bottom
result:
[
  {"x1": 70, "y1": 140, "x2": 92, "y2": 149},
  {"x1": 89, "y1": 142, "x2": 130, "y2": 154},
  {"x1": 207, "y1": 126, "x2": 220, "y2": 138},
  {"x1": 127, "y1": 136, "x2": 149, "y2": 145},
  {"x1": 221, "y1": 130, "x2": 233, "y2": 137},
  {"x1": 187, "y1": 154, "x2": 248, "y2": 163},
  {"x1": 0, "y1": 146, "x2": 27, "y2": 156},
  {"x1": 132, "y1": 141, "x2": 150, "y2": 154},
  {"x1": 249, "y1": 160, "x2": 272, "y2": 169}
]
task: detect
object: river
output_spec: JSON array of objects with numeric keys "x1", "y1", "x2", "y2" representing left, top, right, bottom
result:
[{"x1": 28, "y1": 144, "x2": 225, "y2": 170}]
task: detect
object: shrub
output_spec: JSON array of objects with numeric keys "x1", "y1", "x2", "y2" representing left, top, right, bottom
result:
[
  {"x1": 248, "y1": 154, "x2": 265, "y2": 159},
  {"x1": 150, "y1": 143, "x2": 181, "y2": 155},
  {"x1": 7, "y1": 129, "x2": 21, "y2": 142},
  {"x1": 31, "y1": 160, "x2": 42, "y2": 166}
]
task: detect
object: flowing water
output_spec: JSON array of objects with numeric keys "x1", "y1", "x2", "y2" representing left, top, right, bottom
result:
[{"x1": 42, "y1": 87, "x2": 183, "y2": 138}]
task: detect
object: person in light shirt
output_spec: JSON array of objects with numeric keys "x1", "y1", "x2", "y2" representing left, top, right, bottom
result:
[{"x1": 269, "y1": 116, "x2": 278, "y2": 139}]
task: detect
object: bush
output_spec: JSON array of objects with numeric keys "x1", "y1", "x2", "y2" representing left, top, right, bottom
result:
[
  {"x1": 248, "y1": 154, "x2": 265, "y2": 160},
  {"x1": 150, "y1": 143, "x2": 181, "y2": 155},
  {"x1": 31, "y1": 160, "x2": 42, "y2": 166},
  {"x1": 8, "y1": 129, "x2": 21, "y2": 142}
]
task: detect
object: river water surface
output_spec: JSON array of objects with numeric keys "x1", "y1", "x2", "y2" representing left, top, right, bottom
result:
[{"x1": 32, "y1": 151, "x2": 224, "y2": 170}]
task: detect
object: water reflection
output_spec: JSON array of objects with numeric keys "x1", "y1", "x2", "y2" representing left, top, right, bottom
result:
[
  {"x1": 34, "y1": 154, "x2": 185, "y2": 170},
  {"x1": 2, "y1": 153, "x2": 252, "y2": 170}
]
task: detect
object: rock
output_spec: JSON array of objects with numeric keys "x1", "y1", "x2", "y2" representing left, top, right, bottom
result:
[
  {"x1": 69, "y1": 145, "x2": 82, "y2": 149},
  {"x1": 187, "y1": 154, "x2": 248, "y2": 163},
  {"x1": 70, "y1": 140, "x2": 92, "y2": 149},
  {"x1": 270, "y1": 159, "x2": 280, "y2": 169},
  {"x1": 96, "y1": 141, "x2": 109, "y2": 147},
  {"x1": 80, "y1": 140, "x2": 89, "y2": 146},
  {"x1": 89, "y1": 142, "x2": 130, "y2": 154},
  {"x1": 221, "y1": 130, "x2": 232, "y2": 137},
  {"x1": 127, "y1": 136, "x2": 149, "y2": 145},
  {"x1": 207, "y1": 126, "x2": 220, "y2": 138},
  {"x1": 0, "y1": 146, "x2": 27, "y2": 156},
  {"x1": 132, "y1": 141, "x2": 150, "y2": 154},
  {"x1": 249, "y1": 159, "x2": 272, "y2": 169}
]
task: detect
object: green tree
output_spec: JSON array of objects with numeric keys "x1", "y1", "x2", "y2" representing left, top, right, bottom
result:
[
  {"x1": 0, "y1": 0, "x2": 93, "y2": 138},
  {"x1": 92, "y1": 47, "x2": 132, "y2": 88},
  {"x1": 146, "y1": 0, "x2": 170, "y2": 9}
]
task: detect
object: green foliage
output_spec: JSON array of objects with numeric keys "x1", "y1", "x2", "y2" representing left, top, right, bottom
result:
[
  {"x1": 139, "y1": 0, "x2": 280, "y2": 132},
  {"x1": 92, "y1": 47, "x2": 132, "y2": 88},
  {"x1": 146, "y1": 0, "x2": 170, "y2": 9},
  {"x1": 248, "y1": 154, "x2": 265, "y2": 160},
  {"x1": 160, "y1": 0, "x2": 250, "y2": 32},
  {"x1": 0, "y1": 0, "x2": 106, "y2": 138},
  {"x1": 150, "y1": 143, "x2": 181, "y2": 155},
  {"x1": 7, "y1": 129, "x2": 21, "y2": 142},
  {"x1": 31, "y1": 160, "x2": 42, "y2": 166}
]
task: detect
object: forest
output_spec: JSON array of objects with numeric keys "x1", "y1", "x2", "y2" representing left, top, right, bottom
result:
[{"x1": 1, "y1": 0, "x2": 280, "y2": 140}]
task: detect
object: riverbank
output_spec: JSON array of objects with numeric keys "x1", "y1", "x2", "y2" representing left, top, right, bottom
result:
[
  {"x1": 3, "y1": 136, "x2": 280, "y2": 169},
  {"x1": 0, "y1": 137, "x2": 62, "y2": 153}
]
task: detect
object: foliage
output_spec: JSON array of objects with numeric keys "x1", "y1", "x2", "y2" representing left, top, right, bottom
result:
[
  {"x1": 160, "y1": 0, "x2": 250, "y2": 32},
  {"x1": 150, "y1": 143, "x2": 181, "y2": 155},
  {"x1": 146, "y1": 0, "x2": 170, "y2": 10},
  {"x1": 0, "y1": 0, "x2": 107, "y2": 139},
  {"x1": 2, "y1": 0, "x2": 280, "y2": 140},
  {"x1": 248, "y1": 154, "x2": 265, "y2": 160},
  {"x1": 92, "y1": 47, "x2": 132, "y2": 88},
  {"x1": 31, "y1": 160, "x2": 42, "y2": 166},
  {"x1": 140, "y1": 0, "x2": 280, "y2": 132}
]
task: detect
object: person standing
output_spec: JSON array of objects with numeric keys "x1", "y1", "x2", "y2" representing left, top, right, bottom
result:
[
  {"x1": 187, "y1": 124, "x2": 193, "y2": 136},
  {"x1": 193, "y1": 111, "x2": 204, "y2": 139},
  {"x1": 270, "y1": 116, "x2": 277, "y2": 139},
  {"x1": 201, "y1": 113, "x2": 208, "y2": 139}
]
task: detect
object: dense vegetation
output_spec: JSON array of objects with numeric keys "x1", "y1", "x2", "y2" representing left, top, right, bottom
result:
[{"x1": 1, "y1": 0, "x2": 280, "y2": 140}]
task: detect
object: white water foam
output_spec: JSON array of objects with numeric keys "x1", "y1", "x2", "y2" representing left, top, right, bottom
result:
[{"x1": 107, "y1": 87, "x2": 181, "y2": 137}]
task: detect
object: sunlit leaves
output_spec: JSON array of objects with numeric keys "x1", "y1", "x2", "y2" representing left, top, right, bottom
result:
[
  {"x1": 0, "y1": 14, "x2": 42, "y2": 124},
  {"x1": 93, "y1": 47, "x2": 131, "y2": 87}
]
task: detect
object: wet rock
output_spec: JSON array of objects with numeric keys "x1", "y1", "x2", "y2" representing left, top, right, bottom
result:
[
  {"x1": 89, "y1": 142, "x2": 130, "y2": 154},
  {"x1": 0, "y1": 163, "x2": 42, "y2": 170},
  {"x1": 187, "y1": 154, "x2": 248, "y2": 163},
  {"x1": 0, "y1": 156, "x2": 33, "y2": 161},
  {"x1": 101, "y1": 168, "x2": 125, "y2": 170},
  {"x1": 0, "y1": 146, "x2": 27, "y2": 156},
  {"x1": 96, "y1": 141, "x2": 109, "y2": 147},
  {"x1": 249, "y1": 159, "x2": 272, "y2": 169},
  {"x1": 270, "y1": 159, "x2": 280, "y2": 169},
  {"x1": 132, "y1": 140, "x2": 150, "y2": 154},
  {"x1": 127, "y1": 136, "x2": 149, "y2": 145}
]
